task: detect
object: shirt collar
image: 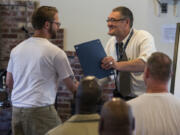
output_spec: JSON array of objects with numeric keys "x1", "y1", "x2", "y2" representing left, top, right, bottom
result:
[
  {"x1": 121, "y1": 28, "x2": 133, "y2": 45},
  {"x1": 67, "y1": 114, "x2": 100, "y2": 123}
]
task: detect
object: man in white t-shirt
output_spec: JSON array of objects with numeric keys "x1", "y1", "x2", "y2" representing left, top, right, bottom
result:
[
  {"x1": 128, "y1": 52, "x2": 180, "y2": 135},
  {"x1": 6, "y1": 6, "x2": 79, "y2": 135},
  {"x1": 101, "y1": 6, "x2": 156, "y2": 100}
]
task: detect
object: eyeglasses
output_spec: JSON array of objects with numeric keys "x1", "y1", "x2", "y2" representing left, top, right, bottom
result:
[
  {"x1": 51, "y1": 21, "x2": 61, "y2": 27},
  {"x1": 106, "y1": 18, "x2": 126, "y2": 23}
]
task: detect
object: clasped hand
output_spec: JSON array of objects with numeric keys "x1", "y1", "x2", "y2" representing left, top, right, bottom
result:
[{"x1": 101, "y1": 56, "x2": 117, "y2": 70}]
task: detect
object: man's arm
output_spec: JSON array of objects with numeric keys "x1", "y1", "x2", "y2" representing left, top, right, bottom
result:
[
  {"x1": 101, "y1": 56, "x2": 145, "y2": 72},
  {"x1": 6, "y1": 72, "x2": 14, "y2": 91},
  {"x1": 114, "y1": 59, "x2": 145, "y2": 72},
  {"x1": 63, "y1": 77, "x2": 79, "y2": 93}
]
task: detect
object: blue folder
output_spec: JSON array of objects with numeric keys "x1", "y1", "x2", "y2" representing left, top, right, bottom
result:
[{"x1": 74, "y1": 39, "x2": 114, "y2": 79}]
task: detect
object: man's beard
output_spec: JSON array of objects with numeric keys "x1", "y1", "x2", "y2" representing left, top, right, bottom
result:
[{"x1": 49, "y1": 24, "x2": 57, "y2": 39}]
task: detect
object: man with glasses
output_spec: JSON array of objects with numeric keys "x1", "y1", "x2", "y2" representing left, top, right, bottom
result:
[
  {"x1": 6, "y1": 6, "x2": 79, "y2": 135},
  {"x1": 101, "y1": 6, "x2": 156, "y2": 100}
]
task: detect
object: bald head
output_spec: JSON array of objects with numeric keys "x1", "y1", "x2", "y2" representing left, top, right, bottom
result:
[
  {"x1": 99, "y1": 98, "x2": 134, "y2": 135},
  {"x1": 75, "y1": 76, "x2": 102, "y2": 114}
]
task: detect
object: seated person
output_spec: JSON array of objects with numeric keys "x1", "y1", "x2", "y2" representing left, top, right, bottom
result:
[
  {"x1": 128, "y1": 52, "x2": 180, "y2": 135},
  {"x1": 99, "y1": 98, "x2": 135, "y2": 135},
  {"x1": 46, "y1": 76, "x2": 102, "y2": 135}
]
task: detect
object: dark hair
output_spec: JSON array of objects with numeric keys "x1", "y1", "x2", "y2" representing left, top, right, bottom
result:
[
  {"x1": 31, "y1": 6, "x2": 58, "y2": 30},
  {"x1": 76, "y1": 76, "x2": 102, "y2": 113},
  {"x1": 113, "y1": 6, "x2": 133, "y2": 28},
  {"x1": 147, "y1": 52, "x2": 172, "y2": 81}
]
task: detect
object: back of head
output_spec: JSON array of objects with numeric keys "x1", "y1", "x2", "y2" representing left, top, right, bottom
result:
[
  {"x1": 112, "y1": 6, "x2": 133, "y2": 28},
  {"x1": 76, "y1": 76, "x2": 102, "y2": 114},
  {"x1": 147, "y1": 52, "x2": 172, "y2": 82},
  {"x1": 31, "y1": 6, "x2": 58, "y2": 30},
  {"x1": 99, "y1": 98, "x2": 134, "y2": 135}
]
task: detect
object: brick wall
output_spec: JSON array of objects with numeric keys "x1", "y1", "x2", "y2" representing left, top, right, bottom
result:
[
  {"x1": 0, "y1": 0, "x2": 38, "y2": 68},
  {"x1": 0, "y1": 0, "x2": 114, "y2": 122},
  {"x1": 0, "y1": 1, "x2": 64, "y2": 68}
]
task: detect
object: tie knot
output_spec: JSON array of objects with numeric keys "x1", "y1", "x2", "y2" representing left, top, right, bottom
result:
[
  {"x1": 119, "y1": 42, "x2": 123, "y2": 48},
  {"x1": 116, "y1": 42, "x2": 123, "y2": 49}
]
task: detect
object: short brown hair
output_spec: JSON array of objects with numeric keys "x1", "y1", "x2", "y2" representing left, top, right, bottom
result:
[
  {"x1": 147, "y1": 52, "x2": 172, "y2": 81},
  {"x1": 113, "y1": 6, "x2": 133, "y2": 28},
  {"x1": 31, "y1": 6, "x2": 58, "y2": 30}
]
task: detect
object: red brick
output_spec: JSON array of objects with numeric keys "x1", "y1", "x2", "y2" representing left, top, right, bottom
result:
[
  {"x1": 15, "y1": 17, "x2": 27, "y2": 22},
  {"x1": 58, "y1": 45, "x2": 63, "y2": 49},
  {"x1": 28, "y1": 11, "x2": 33, "y2": 16},
  {"x1": 74, "y1": 76, "x2": 83, "y2": 81},
  {"x1": 0, "y1": 22, "x2": 18, "y2": 28},
  {"x1": 56, "y1": 34, "x2": 64, "y2": 39},
  {"x1": 103, "y1": 89, "x2": 113, "y2": 94},
  {"x1": 0, "y1": 6, "x2": 9, "y2": 11},
  {"x1": 59, "y1": 114, "x2": 71, "y2": 122},
  {"x1": 58, "y1": 92, "x2": 70, "y2": 97},
  {"x1": 66, "y1": 51, "x2": 76, "y2": 57},
  {"x1": 58, "y1": 29, "x2": 64, "y2": 33},
  {"x1": 51, "y1": 39, "x2": 63, "y2": 45},
  {"x1": 59, "y1": 103, "x2": 70, "y2": 108},
  {"x1": 2, "y1": 34, "x2": 17, "y2": 38},
  {"x1": 57, "y1": 108, "x2": 71, "y2": 113},
  {"x1": 11, "y1": 28, "x2": 22, "y2": 33},
  {"x1": 74, "y1": 63, "x2": 82, "y2": 69},
  {"x1": 73, "y1": 69, "x2": 83, "y2": 75},
  {"x1": 0, "y1": 11, "x2": 11, "y2": 16},
  {"x1": 0, "y1": 28, "x2": 9, "y2": 33},
  {"x1": 14, "y1": 1, "x2": 26, "y2": 6}
]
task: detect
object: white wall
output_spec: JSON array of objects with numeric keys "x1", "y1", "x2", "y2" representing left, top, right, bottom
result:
[{"x1": 39, "y1": 0, "x2": 180, "y2": 58}]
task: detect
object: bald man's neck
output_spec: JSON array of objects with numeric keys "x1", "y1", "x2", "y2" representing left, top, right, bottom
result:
[
  {"x1": 75, "y1": 104, "x2": 97, "y2": 114},
  {"x1": 100, "y1": 130, "x2": 132, "y2": 135}
]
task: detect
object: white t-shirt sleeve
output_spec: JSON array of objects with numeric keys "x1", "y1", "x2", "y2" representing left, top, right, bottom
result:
[
  {"x1": 54, "y1": 51, "x2": 74, "y2": 80},
  {"x1": 7, "y1": 52, "x2": 13, "y2": 73}
]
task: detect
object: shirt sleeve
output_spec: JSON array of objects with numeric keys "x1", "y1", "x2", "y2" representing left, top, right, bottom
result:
[
  {"x1": 7, "y1": 52, "x2": 13, "y2": 73},
  {"x1": 105, "y1": 37, "x2": 118, "y2": 61},
  {"x1": 137, "y1": 31, "x2": 156, "y2": 62},
  {"x1": 54, "y1": 50, "x2": 74, "y2": 80}
]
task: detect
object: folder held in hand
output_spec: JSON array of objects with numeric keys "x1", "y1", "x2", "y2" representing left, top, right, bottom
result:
[{"x1": 74, "y1": 39, "x2": 114, "y2": 79}]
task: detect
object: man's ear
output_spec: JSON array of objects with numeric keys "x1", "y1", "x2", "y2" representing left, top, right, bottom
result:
[
  {"x1": 125, "y1": 18, "x2": 130, "y2": 26},
  {"x1": 144, "y1": 66, "x2": 150, "y2": 79},
  {"x1": 99, "y1": 117, "x2": 104, "y2": 135},
  {"x1": 44, "y1": 21, "x2": 50, "y2": 29}
]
